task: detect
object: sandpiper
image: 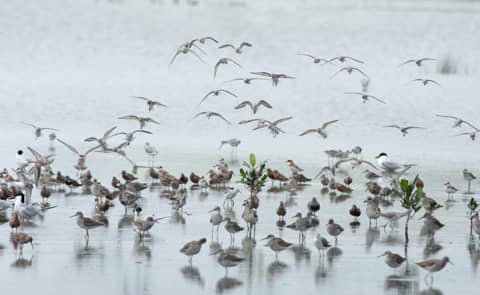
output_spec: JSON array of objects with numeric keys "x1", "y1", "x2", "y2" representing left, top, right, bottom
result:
[
  {"x1": 10, "y1": 232, "x2": 33, "y2": 254},
  {"x1": 209, "y1": 206, "x2": 223, "y2": 238},
  {"x1": 364, "y1": 198, "x2": 381, "y2": 227},
  {"x1": 262, "y1": 234, "x2": 293, "y2": 259},
  {"x1": 307, "y1": 197, "x2": 320, "y2": 216},
  {"x1": 224, "y1": 217, "x2": 244, "y2": 244},
  {"x1": 71, "y1": 211, "x2": 105, "y2": 240},
  {"x1": 314, "y1": 234, "x2": 331, "y2": 257},
  {"x1": 378, "y1": 251, "x2": 406, "y2": 269},
  {"x1": 327, "y1": 219, "x2": 344, "y2": 244},
  {"x1": 420, "y1": 212, "x2": 444, "y2": 238},
  {"x1": 276, "y1": 201, "x2": 286, "y2": 221},
  {"x1": 349, "y1": 204, "x2": 361, "y2": 221},
  {"x1": 416, "y1": 257, "x2": 452, "y2": 284},
  {"x1": 210, "y1": 249, "x2": 245, "y2": 276},
  {"x1": 180, "y1": 238, "x2": 207, "y2": 264},
  {"x1": 444, "y1": 181, "x2": 458, "y2": 199},
  {"x1": 421, "y1": 194, "x2": 443, "y2": 212},
  {"x1": 463, "y1": 169, "x2": 477, "y2": 194}
]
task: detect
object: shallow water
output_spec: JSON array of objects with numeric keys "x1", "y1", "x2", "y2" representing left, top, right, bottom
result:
[{"x1": 1, "y1": 0, "x2": 480, "y2": 294}]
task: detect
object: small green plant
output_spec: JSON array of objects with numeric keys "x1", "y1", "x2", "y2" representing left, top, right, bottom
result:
[
  {"x1": 399, "y1": 175, "x2": 423, "y2": 245},
  {"x1": 239, "y1": 153, "x2": 267, "y2": 205},
  {"x1": 467, "y1": 198, "x2": 479, "y2": 236}
]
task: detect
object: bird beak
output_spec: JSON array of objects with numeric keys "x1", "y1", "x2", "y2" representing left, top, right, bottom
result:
[
  {"x1": 70, "y1": 214, "x2": 77, "y2": 218},
  {"x1": 418, "y1": 215, "x2": 425, "y2": 220},
  {"x1": 363, "y1": 199, "x2": 368, "y2": 203},
  {"x1": 261, "y1": 236, "x2": 269, "y2": 241},
  {"x1": 449, "y1": 261, "x2": 454, "y2": 265},
  {"x1": 209, "y1": 250, "x2": 221, "y2": 256},
  {"x1": 208, "y1": 208, "x2": 215, "y2": 213},
  {"x1": 377, "y1": 253, "x2": 386, "y2": 258}
]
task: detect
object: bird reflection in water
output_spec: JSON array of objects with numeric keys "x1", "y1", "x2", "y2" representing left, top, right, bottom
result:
[
  {"x1": 290, "y1": 244, "x2": 311, "y2": 266},
  {"x1": 314, "y1": 258, "x2": 328, "y2": 285},
  {"x1": 384, "y1": 272, "x2": 419, "y2": 293},
  {"x1": 241, "y1": 236, "x2": 256, "y2": 254},
  {"x1": 423, "y1": 238, "x2": 443, "y2": 258},
  {"x1": 133, "y1": 238, "x2": 152, "y2": 259},
  {"x1": 320, "y1": 187, "x2": 329, "y2": 195},
  {"x1": 467, "y1": 239, "x2": 480, "y2": 272},
  {"x1": 118, "y1": 214, "x2": 135, "y2": 229},
  {"x1": 180, "y1": 265, "x2": 205, "y2": 287},
  {"x1": 169, "y1": 211, "x2": 186, "y2": 225},
  {"x1": 365, "y1": 227, "x2": 380, "y2": 252},
  {"x1": 215, "y1": 277, "x2": 243, "y2": 294},
  {"x1": 326, "y1": 246, "x2": 342, "y2": 266},
  {"x1": 420, "y1": 288, "x2": 444, "y2": 295},
  {"x1": 11, "y1": 254, "x2": 33, "y2": 269},
  {"x1": 267, "y1": 260, "x2": 288, "y2": 281}
]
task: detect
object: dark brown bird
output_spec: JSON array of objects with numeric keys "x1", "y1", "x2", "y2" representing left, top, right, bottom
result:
[
  {"x1": 415, "y1": 177, "x2": 424, "y2": 188},
  {"x1": 96, "y1": 200, "x2": 112, "y2": 214},
  {"x1": 190, "y1": 172, "x2": 200, "y2": 184},
  {"x1": 122, "y1": 170, "x2": 137, "y2": 182},
  {"x1": 292, "y1": 172, "x2": 311, "y2": 183},
  {"x1": 40, "y1": 186, "x2": 51, "y2": 202},
  {"x1": 335, "y1": 182, "x2": 353, "y2": 194},
  {"x1": 320, "y1": 175, "x2": 329, "y2": 187},
  {"x1": 349, "y1": 205, "x2": 361, "y2": 220},
  {"x1": 65, "y1": 176, "x2": 81, "y2": 192},
  {"x1": 344, "y1": 176, "x2": 353, "y2": 186},
  {"x1": 10, "y1": 212, "x2": 20, "y2": 232},
  {"x1": 307, "y1": 197, "x2": 320, "y2": 216},
  {"x1": 367, "y1": 182, "x2": 382, "y2": 196},
  {"x1": 149, "y1": 168, "x2": 160, "y2": 183},
  {"x1": 111, "y1": 176, "x2": 121, "y2": 189},
  {"x1": 179, "y1": 173, "x2": 188, "y2": 187},
  {"x1": 276, "y1": 201, "x2": 286, "y2": 220}
]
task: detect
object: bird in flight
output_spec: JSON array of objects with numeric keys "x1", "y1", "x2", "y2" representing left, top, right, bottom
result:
[
  {"x1": 214, "y1": 58, "x2": 242, "y2": 79},
  {"x1": 200, "y1": 89, "x2": 237, "y2": 105},
  {"x1": 297, "y1": 53, "x2": 330, "y2": 64},
  {"x1": 218, "y1": 42, "x2": 253, "y2": 54},
  {"x1": 344, "y1": 92, "x2": 386, "y2": 104},
  {"x1": 384, "y1": 125, "x2": 425, "y2": 136},
  {"x1": 331, "y1": 66, "x2": 368, "y2": 79},
  {"x1": 328, "y1": 56, "x2": 364, "y2": 64},
  {"x1": 192, "y1": 112, "x2": 232, "y2": 125},
  {"x1": 132, "y1": 96, "x2": 168, "y2": 111},
  {"x1": 398, "y1": 57, "x2": 437, "y2": 67},
  {"x1": 435, "y1": 114, "x2": 479, "y2": 130},
  {"x1": 299, "y1": 120, "x2": 340, "y2": 139},
  {"x1": 408, "y1": 78, "x2": 441, "y2": 87},
  {"x1": 118, "y1": 115, "x2": 160, "y2": 130},
  {"x1": 250, "y1": 72, "x2": 295, "y2": 87},
  {"x1": 234, "y1": 100, "x2": 272, "y2": 114}
]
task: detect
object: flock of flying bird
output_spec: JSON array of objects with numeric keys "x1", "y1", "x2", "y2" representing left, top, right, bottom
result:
[{"x1": 1, "y1": 35, "x2": 479, "y2": 291}]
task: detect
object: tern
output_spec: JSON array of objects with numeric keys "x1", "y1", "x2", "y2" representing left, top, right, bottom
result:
[
  {"x1": 383, "y1": 125, "x2": 425, "y2": 136},
  {"x1": 375, "y1": 153, "x2": 414, "y2": 173},
  {"x1": 118, "y1": 115, "x2": 160, "y2": 130},
  {"x1": 192, "y1": 112, "x2": 232, "y2": 125},
  {"x1": 250, "y1": 71, "x2": 295, "y2": 86},
  {"x1": 200, "y1": 89, "x2": 237, "y2": 105},
  {"x1": 218, "y1": 42, "x2": 252, "y2": 54},
  {"x1": 214, "y1": 58, "x2": 242, "y2": 79},
  {"x1": 234, "y1": 100, "x2": 272, "y2": 114},
  {"x1": 398, "y1": 57, "x2": 437, "y2": 67},
  {"x1": 299, "y1": 120, "x2": 339, "y2": 139},
  {"x1": 22, "y1": 122, "x2": 59, "y2": 139},
  {"x1": 344, "y1": 92, "x2": 386, "y2": 104},
  {"x1": 132, "y1": 96, "x2": 168, "y2": 111}
]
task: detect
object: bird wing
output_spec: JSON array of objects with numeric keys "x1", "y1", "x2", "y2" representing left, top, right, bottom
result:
[
  {"x1": 169, "y1": 50, "x2": 183, "y2": 65},
  {"x1": 404, "y1": 126, "x2": 425, "y2": 130},
  {"x1": 272, "y1": 116, "x2": 293, "y2": 125},
  {"x1": 186, "y1": 48, "x2": 205, "y2": 62},
  {"x1": 384, "y1": 125, "x2": 401, "y2": 129},
  {"x1": 278, "y1": 74, "x2": 295, "y2": 79},
  {"x1": 367, "y1": 94, "x2": 386, "y2": 104},
  {"x1": 200, "y1": 91, "x2": 215, "y2": 104},
  {"x1": 234, "y1": 101, "x2": 253, "y2": 110},
  {"x1": 226, "y1": 58, "x2": 242, "y2": 67},
  {"x1": 118, "y1": 115, "x2": 140, "y2": 121},
  {"x1": 218, "y1": 89, "x2": 237, "y2": 97},
  {"x1": 345, "y1": 56, "x2": 364, "y2": 63},
  {"x1": 22, "y1": 122, "x2": 37, "y2": 129},
  {"x1": 201, "y1": 36, "x2": 218, "y2": 43},
  {"x1": 398, "y1": 59, "x2": 415, "y2": 67},
  {"x1": 213, "y1": 60, "x2": 222, "y2": 78},
  {"x1": 132, "y1": 130, "x2": 153, "y2": 135},
  {"x1": 238, "y1": 118, "x2": 261, "y2": 125},
  {"x1": 27, "y1": 147, "x2": 42, "y2": 160},
  {"x1": 299, "y1": 129, "x2": 318, "y2": 136},
  {"x1": 359, "y1": 159, "x2": 378, "y2": 169},
  {"x1": 83, "y1": 217, "x2": 104, "y2": 227},
  {"x1": 144, "y1": 118, "x2": 160, "y2": 124},
  {"x1": 56, "y1": 138, "x2": 79, "y2": 155},
  {"x1": 463, "y1": 121, "x2": 480, "y2": 131},
  {"x1": 152, "y1": 101, "x2": 168, "y2": 108},
  {"x1": 133, "y1": 96, "x2": 149, "y2": 101},
  {"x1": 344, "y1": 91, "x2": 364, "y2": 96},
  {"x1": 256, "y1": 100, "x2": 272, "y2": 109},
  {"x1": 211, "y1": 113, "x2": 232, "y2": 125},
  {"x1": 352, "y1": 67, "x2": 369, "y2": 78},
  {"x1": 321, "y1": 120, "x2": 339, "y2": 129},
  {"x1": 103, "y1": 126, "x2": 117, "y2": 140},
  {"x1": 85, "y1": 144, "x2": 101, "y2": 156},
  {"x1": 192, "y1": 112, "x2": 207, "y2": 119},
  {"x1": 250, "y1": 71, "x2": 272, "y2": 77},
  {"x1": 435, "y1": 114, "x2": 459, "y2": 120},
  {"x1": 239, "y1": 42, "x2": 252, "y2": 49},
  {"x1": 419, "y1": 57, "x2": 437, "y2": 62},
  {"x1": 218, "y1": 44, "x2": 235, "y2": 50},
  {"x1": 330, "y1": 67, "x2": 347, "y2": 79},
  {"x1": 297, "y1": 53, "x2": 317, "y2": 59}
]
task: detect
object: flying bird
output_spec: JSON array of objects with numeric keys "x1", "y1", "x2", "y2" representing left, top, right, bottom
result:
[
  {"x1": 296, "y1": 53, "x2": 330, "y2": 64},
  {"x1": 111, "y1": 130, "x2": 152, "y2": 145},
  {"x1": 224, "y1": 77, "x2": 269, "y2": 85},
  {"x1": 218, "y1": 42, "x2": 252, "y2": 54},
  {"x1": 170, "y1": 47, "x2": 204, "y2": 65},
  {"x1": 198, "y1": 36, "x2": 219, "y2": 44},
  {"x1": 252, "y1": 117, "x2": 293, "y2": 137},
  {"x1": 118, "y1": 115, "x2": 160, "y2": 130},
  {"x1": 192, "y1": 112, "x2": 232, "y2": 125},
  {"x1": 454, "y1": 131, "x2": 479, "y2": 141},
  {"x1": 331, "y1": 66, "x2": 368, "y2": 79},
  {"x1": 234, "y1": 100, "x2": 272, "y2": 114},
  {"x1": 132, "y1": 96, "x2": 168, "y2": 111},
  {"x1": 328, "y1": 56, "x2": 364, "y2": 64},
  {"x1": 84, "y1": 126, "x2": 119, "y2": 151},
  {"x1": 214, "y1": 58, "x2": 242, "y2": 79},
  {"x1": 398, "y1": 57, "x2": 437, "y2": 67},
  {"x1": 299, "y1": 120, "x2": 340, "y2": 139},
  {"x1": 22, "y1": 122, "x2": 59, "y2": 139},
  {"x1": 250, "y1": 72, "x2": 295, "y2": 86},
  {"x1": 383, "y1": 125, "x2": 425, "y2": 136},
  {"x1": 200, "y1": 89, "x2": 237, "y2": 104},
  {"x1": 435, "y1": 114, "x2": 479, "y2": 130},
  {"x1": 344, "y1": 92, "x2": 386, "y2": 104},
  {"x1": 408, "y1": 78, "x2": 441, "y2": 87}
]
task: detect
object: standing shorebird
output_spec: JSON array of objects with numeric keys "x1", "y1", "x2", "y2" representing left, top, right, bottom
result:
[
  {"x1": 10, "y1": 232, "x2": 34, "y2": 254},
  {"x1": 444, "y1": 181, "x2": 458, "y2": 199},
  {"x1": 378, "y1": 251, "x2": 406, "y2": 270},
  {"x1": 326, "y1": 219, "x2": 344, "y2": 245},
  {"x1": 70, "y1": 211, "x2": 105, "y2": 240},
  {"x1": 210, "y1": 249, "x2": 245, "y2": 277},
  {"x1": 364, "y1": 198, "x2": 381, "y2": 227},
  {"x1": 132, "y1": 216, "x2": 163, "y2": 239},
  {"x1": 276, "y1": 201, "x2": 286, "y2": 221},
  {"x1": 314, "y1": 234, "x2": 331, "y2": 257},
  {"x1": 349, "y1": 204, "x2": 361, "y2": 221},
  {"x1": 223, "y1": 218, "x2": 244, "y2": 244},
  {"x1": 307, "y1": 197, "x2": 320, "y2": 216},
  {"x1": 420, "y1": 212, "x2": 444, "y2": 238},
  {"x1": 262, "y1": 234, "x2": 293, "y2": 260},
  {"x1": 180, "y1": 238, "x2": 207, "y2": 264},
  {"x1": 223, "y1": 188, "x2": 240, "y2": 208},
  {"x1": 209, "y1": 207, "x2": 223, "y2": 239},
  {"x1": 219, "y1": 139, "x2": 241, "y2": 158},
  {"x1": 416, "y1": 257, "x2": 452, "y2": 284},
  {"x1": 463, "y1": 169, "x2": 477, "y2": 194}
]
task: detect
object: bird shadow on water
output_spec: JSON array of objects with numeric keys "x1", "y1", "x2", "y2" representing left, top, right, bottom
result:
[
  {"x1": 180, "y1": 265, "x2": 205, "y2": 287},
  {"x1": 11, "y1": 253, "x2": 33, "y2": 269},
  {"x1": 215, "y1": 277, "x2": 243, "y2": 294}
]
